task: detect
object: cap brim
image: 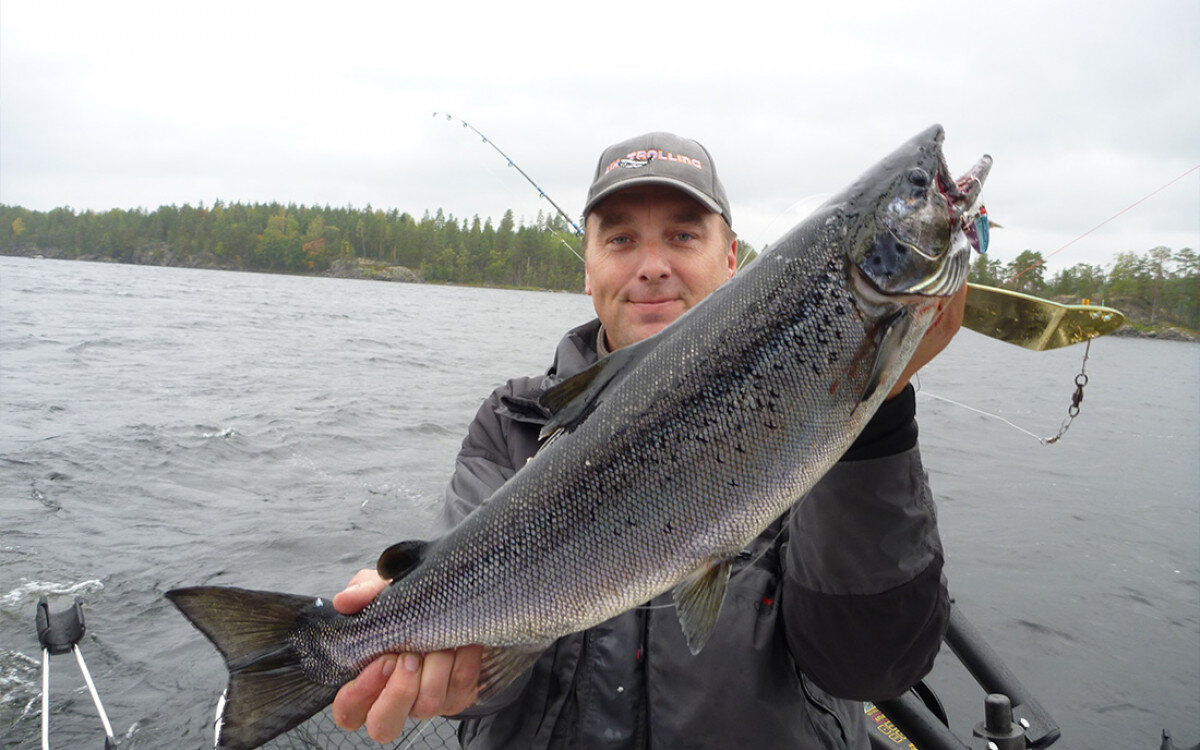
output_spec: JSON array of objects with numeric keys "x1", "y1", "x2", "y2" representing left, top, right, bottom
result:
[{"x1": 583, "y1": 176, "x2": 727, "y2": 222}]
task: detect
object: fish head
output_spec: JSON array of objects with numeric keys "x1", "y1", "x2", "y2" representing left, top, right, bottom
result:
[{"x1": 850, "y1": 125, "x2": 992, "y2": 302}]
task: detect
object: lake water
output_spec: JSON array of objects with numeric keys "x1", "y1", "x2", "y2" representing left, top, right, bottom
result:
[{"x1": 1, "y1": 256, "x2": 1197, "y2": 749}]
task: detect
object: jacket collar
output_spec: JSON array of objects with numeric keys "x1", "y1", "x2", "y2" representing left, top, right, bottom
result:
[{"x1": 498, "y1": 318, "x2": 603, "y2": 425}]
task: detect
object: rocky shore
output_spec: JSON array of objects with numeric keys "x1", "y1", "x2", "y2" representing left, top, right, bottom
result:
[
  {"x1": 325, "y1": 257, "x2": 422, "y2": 283},
  {"x1": 1110, "y1": 325, "x2": 1199, "y2": 343}
]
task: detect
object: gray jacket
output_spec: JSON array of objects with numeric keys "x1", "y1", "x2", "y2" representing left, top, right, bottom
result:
[{"x1": 431, "y1": 319, "x2": 948, "y2": 750}]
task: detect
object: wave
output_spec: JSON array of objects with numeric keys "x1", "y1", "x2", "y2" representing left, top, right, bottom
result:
[
  {"x1": 0, "y1": 648, "x2": 40, "y2": 721},
  {"x1": 65, "y1": 338, "x2": 126, "y2": 353},
  {"x1": 197, "y1": 426, "x2": 241, "y2": 440},
  {"x1": 403, "y1": 421, "x2": 457, "y2": 436},
  {"x1": 0, "y1": 578, "x2": 105, "y2": 608}
]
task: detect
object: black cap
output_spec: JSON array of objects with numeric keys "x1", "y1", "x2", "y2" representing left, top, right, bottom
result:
[{"x1": 584, "y1": 132, "x2": 731, "y2": 228}]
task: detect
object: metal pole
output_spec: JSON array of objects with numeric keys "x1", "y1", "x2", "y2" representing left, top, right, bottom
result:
[
  {"x1": 873, "y1": 692, "x2": 971, "y2": 750},
  {"x1": 41, "y1": 649, "x2": 50, "y2": 750},
  {"x1": 72, "y1": 645, "x2": 116, "y2": 741},
  {"x1": 944, "y1": 606, "x2": 1060, "y2": 748}
]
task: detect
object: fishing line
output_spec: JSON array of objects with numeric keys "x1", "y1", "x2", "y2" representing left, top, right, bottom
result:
[
  {"x1": 430, "y1": 115, "x2": 1114, "y2": 444},
  {"x1": 1001, "y1": 163, "x2": 1200, "y2": 287},
  {"x1": 917, "y1": 390, "x2": 1056, "y2": 444},
  {"x1": 740, "y1": 194, "x2": 834, "y2": 271},
  {"x1": 916, "y1": 337, "x2": 1095, "y2": 446},
  {"x1": 988, "y1": 164, "x2": 1195, "y2": 438}
]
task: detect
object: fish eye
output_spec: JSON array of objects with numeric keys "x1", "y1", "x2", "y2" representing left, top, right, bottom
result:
[{"x1": 906, "y1": 168, "x2": 930, "y2": 189}]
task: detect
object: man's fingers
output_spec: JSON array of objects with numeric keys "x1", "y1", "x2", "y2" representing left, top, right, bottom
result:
[
  {"x1": 443, "y1": 645, "x2": 484, "y2": 715},
  {"x1": 335, "y1": 645, "x2": 482, "y2": 743},
  {"x1": 365, "y1": 653, "x2": 423, "y2": 744},
  {"x1": 332, "y1": 654, "x2": 394, "y2": 732},
  {"x1": 333, "y1": 569, "x2": 388, "y2": 615},
  {"x1": 410, "y1": 650, "x2": 455, "y2": 720}
]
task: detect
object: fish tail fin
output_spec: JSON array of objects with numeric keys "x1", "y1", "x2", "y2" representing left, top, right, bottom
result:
[{"x1": 166, "y1": 586, "x2": 342, "y2": 749}]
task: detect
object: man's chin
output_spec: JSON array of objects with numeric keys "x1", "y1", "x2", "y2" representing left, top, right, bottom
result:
[{"x1": 612, "y1": 319, "x2": 675, "y2": 349}]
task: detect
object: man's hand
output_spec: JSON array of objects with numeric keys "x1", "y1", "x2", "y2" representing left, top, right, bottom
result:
[
  {"x1": 330, "y1": 569, "x2": 483, "y2": 744},
  {"x1": 886, "y1": 281, "x2": 968, "y2": 400}
]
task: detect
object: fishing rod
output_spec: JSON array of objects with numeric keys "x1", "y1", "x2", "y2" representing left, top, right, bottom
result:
[
  {"x1": 432, "y1": 112, "x2": 585, "y2": 263},
  {"x1": 433, "y1": 113, "x2": 768, "y2": 273}
]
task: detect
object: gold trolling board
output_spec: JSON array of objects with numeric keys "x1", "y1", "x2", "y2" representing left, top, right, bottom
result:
[{"x1": 962, "y1": 283, "x2": 1127, "y2": 351}]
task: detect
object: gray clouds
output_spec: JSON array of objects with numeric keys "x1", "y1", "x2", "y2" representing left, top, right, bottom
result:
[{"x1": 2, "y1": 0, "x2": 1196, "y2": 271}]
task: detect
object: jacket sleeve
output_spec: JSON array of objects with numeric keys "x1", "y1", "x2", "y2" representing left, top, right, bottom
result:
[
  {"x1": 427, "y1": 378, "x2": 545, "y2": 715},
  {"x1": 428, "y1": 377, "x2": 539, "y2": 538},
  {"x1": 781, "y1": 385, "x2": 950, "y2": 701}
]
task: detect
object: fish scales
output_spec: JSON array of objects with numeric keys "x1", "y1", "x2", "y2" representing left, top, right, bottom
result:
[
  {"x1": 166, "y1": 124, "x2": 991, "y2": 749},
  {"x1": 318, "y1": 211, "x2": 898, "y2": 671}
]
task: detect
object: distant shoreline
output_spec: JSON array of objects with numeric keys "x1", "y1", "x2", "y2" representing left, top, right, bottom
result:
[
  {"x1": 4, "y1": 250, "x2": 1196, "y2": 343},
  {"x1": 1, "y1": 248, "x2": 582, "y2": 295}
]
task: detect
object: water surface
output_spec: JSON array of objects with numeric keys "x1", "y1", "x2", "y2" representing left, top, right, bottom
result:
[{"x1": 1, "y1": 257, "x2": 1196, "y2": 748}]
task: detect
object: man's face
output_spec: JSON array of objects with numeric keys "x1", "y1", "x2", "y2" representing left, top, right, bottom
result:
[{"x1": 584, "y1": 185, "x2": 737, "y2": 351}]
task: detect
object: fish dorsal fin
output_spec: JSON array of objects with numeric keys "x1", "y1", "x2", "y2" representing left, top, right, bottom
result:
[
  {"x1": 671, "y1": 557, "x2": 734, "y2": 654},
  {"x1": 477, "y1": 644, "x2": 550, "y2": 704},
  {"x1": 538, "y1": 336, "x2": 657, "y2": 440},
  {"x1": 859, "y1": 311, "x2": 913, "y2": 404},
  {"x1": 376, "y1": 540, "x2": 430, "y2": 583}
]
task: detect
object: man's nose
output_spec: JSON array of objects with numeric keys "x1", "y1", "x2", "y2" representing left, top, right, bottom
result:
[{"x1": 636, "y1": 242, "x2": 671, "y2": 280}]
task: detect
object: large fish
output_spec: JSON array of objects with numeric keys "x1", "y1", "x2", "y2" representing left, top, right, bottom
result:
[{"x1": 167, "y1": 125, "x2": 991, "y2": 749}]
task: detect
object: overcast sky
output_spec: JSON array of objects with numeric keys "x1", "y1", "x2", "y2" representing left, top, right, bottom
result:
[{"x1": 2, "y1": 1, "x2": 1196, "y2": 272}]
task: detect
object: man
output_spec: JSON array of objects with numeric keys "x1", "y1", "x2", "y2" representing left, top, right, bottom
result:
[{"x1": 331, "y1": 132, "x2": 964, "y2": 748}]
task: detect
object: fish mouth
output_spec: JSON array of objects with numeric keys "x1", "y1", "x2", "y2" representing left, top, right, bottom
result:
[
  {"x1": 856, "y1": 145, "x2": 992, "y2": 299},
  {"x1": 944, "y1": 152, "x2": 992, "y2": 210}
]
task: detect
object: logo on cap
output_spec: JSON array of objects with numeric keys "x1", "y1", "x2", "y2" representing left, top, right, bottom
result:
[
  {"x1": 616, "y1": 155, "x2": 654, "y2": 170},
  {"x1": 604, "y1": 149, "x2": 703, "y2": 176}
]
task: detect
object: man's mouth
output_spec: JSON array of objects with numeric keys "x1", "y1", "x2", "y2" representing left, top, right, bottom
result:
[{"x1": 628, "y1": 297, "x2": 679, "y2": 308}]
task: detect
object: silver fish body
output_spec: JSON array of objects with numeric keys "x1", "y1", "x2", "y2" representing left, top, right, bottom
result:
[{"x1": 167, "y1": 124, "x2": 990, "y2": 749}]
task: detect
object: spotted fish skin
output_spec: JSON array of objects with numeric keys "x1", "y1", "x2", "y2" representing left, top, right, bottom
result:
[{"x1": 166, "y1": 124, "x2": 990, "y2": 750}]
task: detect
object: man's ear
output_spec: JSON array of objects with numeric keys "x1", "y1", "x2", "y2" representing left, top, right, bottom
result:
[
  {"x1": 727, "y1": 238, "x2": 738, "y2": 278},
  {"x1": 584, "y1": 268, "x2": 593, "y2": 295}
]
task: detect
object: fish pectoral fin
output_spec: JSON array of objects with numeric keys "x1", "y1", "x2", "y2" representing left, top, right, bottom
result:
[
  {"x1": 376, "y1": 540, "x2": 431, "y2": 582},
  {"x1": 858, "y1": 311, "x2": 912, "y2": 404},
  {"x1": 477, "y1": 644, "x2": 549, "y2": 704},
  {"x1": 671, "y1": 557, "x2": 734, "y2": 655},
  {"x1": 538, "y1": 335, "x2": 657, "y2": 439},
  {"x1": 539, "y1": 359, "x2": 607, "y2": 418}
]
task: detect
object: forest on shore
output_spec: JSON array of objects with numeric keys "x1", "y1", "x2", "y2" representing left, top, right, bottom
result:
[
  {"x1": 2, "y1": 201, "x2": 1196, "y2": 333},
  {"x1": 1, "y1": 201, "x2": 589, "y2": 290}
]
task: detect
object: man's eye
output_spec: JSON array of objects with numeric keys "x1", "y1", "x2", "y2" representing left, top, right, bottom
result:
[{"x1": 674, "y1": 232, "x2": 695, "y2": 242}]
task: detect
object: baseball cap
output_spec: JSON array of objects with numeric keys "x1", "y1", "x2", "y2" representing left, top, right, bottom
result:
[{"x1": 583, "y1": 132, "x2": 732, "y2": 228}]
